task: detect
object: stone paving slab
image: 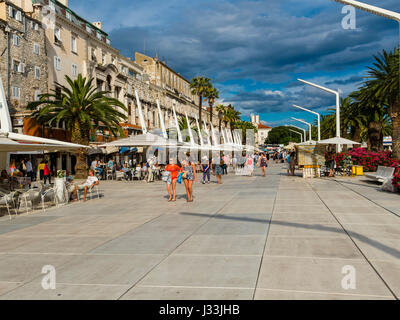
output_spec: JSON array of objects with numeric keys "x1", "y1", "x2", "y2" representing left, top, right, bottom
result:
[
  {"x1": 174, "y1": 235, "x2": 267, "y2": 255},
  {"x1": 121, "y1": 286, "x2": 254, "y2": 300},
  {"x1": 137, "y1": 255, "x2": 262, "y2": 288},
  {"x1": 1, "y1": 282, "x2": 129, "y2": 300},
  {"x1": 264, "y1": 236, "x2": 363, "y2": 259},
  {"x1": 256, "y1": 256, "x2": 393, "y2": 297},
  {"x1": 254, "y1": 288, "x2": 394, "y2": 300},
  {"x1": 0, "y1": 163, "x2": 398, "y2": 300}
]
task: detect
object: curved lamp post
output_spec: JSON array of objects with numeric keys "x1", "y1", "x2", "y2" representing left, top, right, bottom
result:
[
  {"x1": 291, "y1": 117, "x2": 312, "y2": 142},
  {"x1": 293, "y1": 104, "x2": 321, "y2": 141},
  {"x1": 289, "y1": 129, "x2": 303, "y2": 143},
  {"x1": 286, "y1": 125, "x2": 306, "y2": 142},
  {"x1": 297, "y1": 79, "x2": 341, "y2": 150}
]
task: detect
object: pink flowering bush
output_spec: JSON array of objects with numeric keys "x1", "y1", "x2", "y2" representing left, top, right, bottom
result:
[{"x1": 335, "y1": 148, "x2": 400, "y2": 191}]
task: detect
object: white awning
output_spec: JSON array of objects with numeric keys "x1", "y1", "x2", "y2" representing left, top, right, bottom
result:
[
  {"x1": 317, "y1": 137, "x2": 361, "y2": 145},
  {"x1": 100, "y1": 132, "x2": 180, "y2": 147}
]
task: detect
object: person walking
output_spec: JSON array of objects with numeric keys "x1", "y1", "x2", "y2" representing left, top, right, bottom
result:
[
  {"x1": 259, "y1": 153, "x2": 268, "y2": 177},
  {"x1": 202, "y1": 156, "x2": 211, "y2": 184},
  {"x1": 290, "y1": 151, "x2": 296, "y2": 176},
  {"x1": 26, "y1": 159, "x2": 33, "y2": 181},
  {"x1": 215, "y1": 155, "x2": 224, "y2": 184},
  {"x1": 43, "y1": 160, "x2": 51, "y2": 185},
  {"x1": 182, "y1": 152, "x2": 197, "y2": 202},
  {"x1": 165, "y1": 158, "x2": 181, "y2": 202},
  {"x1": 19, "y1": 159, "x2": 27, "y2": 177},
  {"x1": 222, "y1": 154, "x2": 228, "y2": 175},
  {"x1": 286, "y1": 152, "x2": 291, "y2": 176}
]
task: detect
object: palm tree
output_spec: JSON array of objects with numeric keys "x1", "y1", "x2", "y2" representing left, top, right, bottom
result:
[
  {"x1": 352, "y1": 88, "x2": 387, "y2": 152},
  {"x1": 235, "y1": 120, "x2": 257, "y2": 145},
  {"x1": 228, "y1": 108, "x2": 241, "y2": 132},
  {"x1": 215, "y1": 104, "x2": 226, "y2": 133},
  {"x1": 190, "y1": 76, "x2": 212, "y2": 129},
  {"x1": 28, "y1": 75, "x2": 127, "y2": 177},
  {"x1": 363, "y1": 49, "x2": 399, "y2": 158},
  {"x1": 205, "y1": 86, "x2": 219, "y2": 125},
  {"x1": 319, "y1": 113, "x2": 336, "y2": 140},
  {"x1": 340, "y1": 97, "x2": 366, "y2": 142}
]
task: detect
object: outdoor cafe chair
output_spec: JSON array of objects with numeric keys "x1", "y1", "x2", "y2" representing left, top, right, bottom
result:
[{"x1": 0, "y1": 191, "x2": 18, "y2": 220}]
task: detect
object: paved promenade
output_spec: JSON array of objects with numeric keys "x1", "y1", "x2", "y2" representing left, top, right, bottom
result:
[{"x1": 0, "y1": 163, "x2": 398, "y2": 300}]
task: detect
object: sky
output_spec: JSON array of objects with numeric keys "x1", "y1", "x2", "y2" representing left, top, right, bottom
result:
[{"x1": 69, "y1": 0, "x2": 400, "y2": 128}]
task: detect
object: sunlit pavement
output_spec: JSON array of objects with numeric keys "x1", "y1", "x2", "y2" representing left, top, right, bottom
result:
[{"x1": 0, "y1": 163, "x2": 398, "y2": 300}]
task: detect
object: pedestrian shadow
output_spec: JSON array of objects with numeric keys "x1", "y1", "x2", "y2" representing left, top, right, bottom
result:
[{"x1": 180, "y1": 212, "x2": 400, "y2": 260}]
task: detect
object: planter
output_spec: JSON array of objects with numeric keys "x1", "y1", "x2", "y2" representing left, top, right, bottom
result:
[{"x1": 55, "y1": 177, "x2": 67, "y2": 203}]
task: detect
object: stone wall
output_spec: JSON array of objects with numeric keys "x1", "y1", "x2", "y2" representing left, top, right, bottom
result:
[{"x1": 0, "y1": 1, "x2": 48, "y2": 131}]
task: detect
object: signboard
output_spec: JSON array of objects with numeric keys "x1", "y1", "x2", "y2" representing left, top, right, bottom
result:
[
  {"x1": 297, "y1": 145, "x2": 325, "y2": 166},
  {"x1": 383, "y1": 136, "x2": 392, "y2": 146}
]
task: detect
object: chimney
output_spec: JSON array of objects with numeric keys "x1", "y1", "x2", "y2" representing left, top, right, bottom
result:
[
  {"x1": 256, "y1": 115, "x2": 260, "y2": 124},
  {"x1": 92, "y1": 21, "x2": 102, "y2": 30},
  {"x1": 58, "y1": 0, "x2": 69, "y2": 7}
]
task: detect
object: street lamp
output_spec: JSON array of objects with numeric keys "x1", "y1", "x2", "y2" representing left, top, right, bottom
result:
[
  {"x1": 331, "y1": 1, "x2": 400, "y2": 148},
  {"x1": 286, "y1": 125, "x2": 306, "y2": 142},
  {"x1": 293, "y1": 104, "x2": 321, "y2": 141},
  {"x1": 218, "y1": 111, "x2": 223, "y2": 144},
  {"x1": 291, "y1": 117, "x2": 312, "y2": 142},
  {"x1": 297, "y1": 79, "x2": 341, "y2": 150},
  {"x1": 288, "y1": 129, "x2": 303, "y2": 143}
]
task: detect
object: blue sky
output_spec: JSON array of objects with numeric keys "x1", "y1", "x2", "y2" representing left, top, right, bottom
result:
[{"x1": 69, "y1": 0, "x2": 400, "y2": 128}]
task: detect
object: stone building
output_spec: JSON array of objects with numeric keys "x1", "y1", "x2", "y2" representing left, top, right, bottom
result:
[
  {"x1": 0, "y1": 0, "x2": 48, "y2": 133},
  {"x1": 2, "y1": 0, "x2": 221, "y2": 172},
  {"x1": 251, "y1": 114, "x2": 272, "y2": 146}
]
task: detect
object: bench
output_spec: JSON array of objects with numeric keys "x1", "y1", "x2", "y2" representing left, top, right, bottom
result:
[{"x1": 365, "y1": 166, "x2": 395, "y2": 183}]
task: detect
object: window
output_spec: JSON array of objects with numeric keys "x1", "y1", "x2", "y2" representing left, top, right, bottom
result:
[
  {"x1": 97, "y1": 32, "x2": 102, "y2": 41},
  {"x1": 102, "y1": 54, "x2": 106, "y2": 65},
  {"x1": 86, "y1": 25, "x2": 92, "y2": 33},
  {"x1": 54, "y1": 27, "x2": 61, "y2": 43},
  {"x1": 16, "y1": 11, "x2": 22, "y2": 21},
  {"x1": 12, "y1": 60, "x2": 24, "y2": 73},
  {"x1": 106, "y1": 38, "x2": 110, "y2": 45},
  {"x1": 13, "y1": 34, "x2": 20, "y2": 46},
  {"x1": 49, "y1": 1, "x2": 55, "y2": 11},
  {"x1": 54, "y1": 56, "x2": 61, "y2": 71},
  {"x1": 34, "y1": 90, "x2": 41, "y2": 101},
  {"x1": 71, "y1": 36, "x2": 77, "y2": 53},
  {"x1": 9, "y1": 6, "x2": 17, "y2": 19},
  {"x1": 12, "y1": 86, "x2": 20, "y2": 99},
  {"x1": 35, "y1": 66, "x2": 40, "y2": 79},
  {"x1": 9, "y1": 7, "x2": 22, "y2": 21},
  {"x1": 31, "y1": 21, "x2": 39, "y2": 31},
  {"x1": 33, "y1": 43, "x2": 40, "y2": 55},
  {"x1": 72, "y1": 63, "x2": 78, "y2": 76},
  {"x1": 66, "y1": 11, "x2": 72, "y2": 21}
]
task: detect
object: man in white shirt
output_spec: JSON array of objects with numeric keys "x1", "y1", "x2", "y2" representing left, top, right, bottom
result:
[
  {"x1": 25, "y1": 159, "x2": 33, "y2": 181},
  {"x1": 72, "y1": 169, "x2": 99, "y2": 202}
]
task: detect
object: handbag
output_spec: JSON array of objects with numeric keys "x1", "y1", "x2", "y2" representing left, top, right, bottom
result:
[
  {"x1": 181, "y1": 171, "x2": 187, "y2": 179},
  {"x1": 177, "y1": 172, "x2": 183, "y2": 184},
  {"x1": 161, "y1": 171, "x2": 170, "y2": 182}
]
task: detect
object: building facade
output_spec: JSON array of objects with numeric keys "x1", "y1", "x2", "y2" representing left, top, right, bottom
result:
[
  {"x1": 0, "y1": 0, "x2": 48, "y2": 133},
  {"x1": 2, "y1": 0, "x2": 221, "y2": 171},
  {"x1": 250, "y1": 114, "x2": 272, "y2": 146}
]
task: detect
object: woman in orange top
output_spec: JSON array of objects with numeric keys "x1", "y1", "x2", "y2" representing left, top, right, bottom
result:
[{"x1": 165, "y1": 158, "x2": 181, "y2": 202}]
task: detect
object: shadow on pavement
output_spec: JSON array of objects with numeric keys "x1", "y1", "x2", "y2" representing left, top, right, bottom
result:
[{"x1": 180, "y1": 212, "x2": 400, "y2": 260}]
